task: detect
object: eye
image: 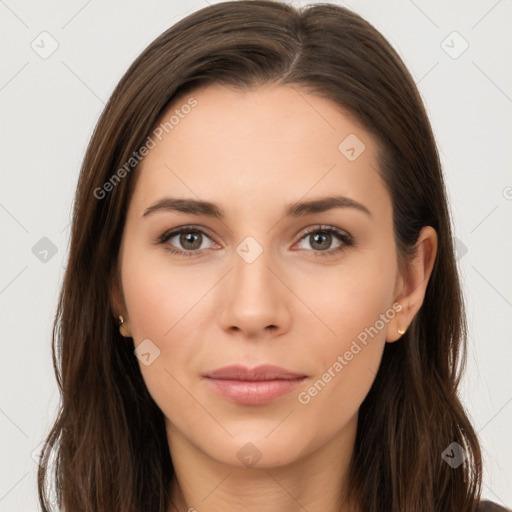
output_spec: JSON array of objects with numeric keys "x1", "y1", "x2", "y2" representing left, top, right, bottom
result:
[
  {"x1": 294, "y1": 225, "x2": 354, "y2": 257},
  {"x1": 156, "y1": 224, "x2": 354, "y2": 258},
  {"x1": 157, "y1": 226, "x2": 217, "y2": 257}
]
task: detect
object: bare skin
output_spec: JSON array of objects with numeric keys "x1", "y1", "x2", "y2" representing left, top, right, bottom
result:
[{"x1": 111, "y1": 83, "x2": 437, "y2": 512}]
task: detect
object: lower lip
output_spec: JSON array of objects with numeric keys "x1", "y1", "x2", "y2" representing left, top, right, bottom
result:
[{"x1": 204, "y1": 377, "x2": 307, "y2": 405}]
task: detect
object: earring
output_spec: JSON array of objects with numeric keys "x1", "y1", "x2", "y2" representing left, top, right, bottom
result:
[
  {"x1": 397, "y1": 326, "x2": 406, "y2": 335},
  {"x1": 118, "y1": 315, "x2": 130, "y2": 337}
]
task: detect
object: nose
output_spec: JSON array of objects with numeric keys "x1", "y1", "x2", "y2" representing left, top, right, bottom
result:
[{"x1": 217, "y1": 244, "x2": 291, "y2": 339}]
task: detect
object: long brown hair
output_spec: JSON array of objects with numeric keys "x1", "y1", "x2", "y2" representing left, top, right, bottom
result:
[{"x1": 37, "y1": 1, "x2": 482, "y2": 510}]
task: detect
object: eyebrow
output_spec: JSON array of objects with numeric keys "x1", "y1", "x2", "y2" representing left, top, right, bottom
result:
[{"x1": 142, "y1": 195, "x2": 372, "y2": 219}]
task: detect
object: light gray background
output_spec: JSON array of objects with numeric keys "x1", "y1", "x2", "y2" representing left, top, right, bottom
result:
[{"x1": 1, "y1": 0, "x2": 511, "y2": 510}]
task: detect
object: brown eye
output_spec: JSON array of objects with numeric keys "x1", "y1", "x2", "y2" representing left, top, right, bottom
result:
[
  {"x1": 296, "y1": 226, "x2": 354, "y2": 257},
  {"x1": 178, "y1": 231, "x2": 203, "y2": 251},
  {"x1": 308, "y1": 231, "x2": 333, "y2": 251},
  {"x1": 158, "y1": 227, "x2": 216, "y2": 257}
]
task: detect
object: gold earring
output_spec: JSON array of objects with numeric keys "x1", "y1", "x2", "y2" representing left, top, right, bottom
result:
[
  {"x1": 118, "y1": 315, "x2": 129, "y2": 337},
  {"x1": 397, "y1": 326, "x2": 406, "y2": 335}
]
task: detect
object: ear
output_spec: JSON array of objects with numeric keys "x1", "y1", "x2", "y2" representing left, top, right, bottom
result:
[{"x1": 385, "y1": 226, "x2": 438, "y2": 342}]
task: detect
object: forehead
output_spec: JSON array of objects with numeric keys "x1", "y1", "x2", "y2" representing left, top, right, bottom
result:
[{"x1": 128, "y1": 83, "x2": 390, "y2": 221}]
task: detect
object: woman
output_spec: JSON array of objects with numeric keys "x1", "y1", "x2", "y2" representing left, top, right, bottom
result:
[{"x1": 37, "y1": 1, "x2": 509, "y2": 511}]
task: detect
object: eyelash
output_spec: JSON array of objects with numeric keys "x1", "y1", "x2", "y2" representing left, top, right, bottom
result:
[{"x1": 156, "y1": 225, "x2": 354, "y2": 258}]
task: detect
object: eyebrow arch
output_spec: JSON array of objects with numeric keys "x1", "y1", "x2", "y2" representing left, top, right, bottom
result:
[{"x1": 142, "y1": 195, "x2": 372, "y2": 219}]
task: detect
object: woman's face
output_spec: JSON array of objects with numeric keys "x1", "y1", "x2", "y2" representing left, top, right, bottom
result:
[{"x1": 114, "y1": 83, "x2": 405, "y2": 468}]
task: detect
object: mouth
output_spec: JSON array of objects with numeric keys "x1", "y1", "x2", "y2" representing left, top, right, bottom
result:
[{"x1": 202, "y1": 364, "x2": 308, "y2": 405}]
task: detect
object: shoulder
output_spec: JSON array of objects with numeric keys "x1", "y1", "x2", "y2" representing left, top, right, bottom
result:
[{"x1": 478, "y1": 500, "x2": 511, "y2": 511}]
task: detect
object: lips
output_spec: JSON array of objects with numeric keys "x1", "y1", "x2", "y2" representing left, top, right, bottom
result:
[
  {"x1": 202, "y1": 364, "x2": 308, "y2": 405},
  {"x1": 203, "y1": 364, "x2": 307, "y2": 381}
]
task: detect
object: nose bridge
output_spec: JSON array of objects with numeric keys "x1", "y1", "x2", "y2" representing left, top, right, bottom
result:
[
  {"x1": 232, "y1": 234, "x2": 279, "y2": 303},
  {"x1": 218, "y1": 231, "x2": 290, "y2": 335}
]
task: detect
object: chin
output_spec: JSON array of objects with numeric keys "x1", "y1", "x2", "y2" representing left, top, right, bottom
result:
[{"x1": 204, "y1": 430, "x2": 312, "y2": 469}]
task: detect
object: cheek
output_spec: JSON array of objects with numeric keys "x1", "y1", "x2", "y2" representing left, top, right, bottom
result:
[
  {"x1": 121, "y1": 247, "x2": 207, "y2": 341},
  {"x1": 303, "y1": 247, "x2": 397, "y2": 345},
  {"x1": 120, "y1": 245, "x2": 219, "y2": 373},
  {"x1": 122, "y1": 272, "x2": 172, "y2": 341},
  {"x1": 120, "y1": 251, "x2": 207, "y2": 422},
  {"x1": 293, "y1": 250, "x2": 396, "y2": 412}
]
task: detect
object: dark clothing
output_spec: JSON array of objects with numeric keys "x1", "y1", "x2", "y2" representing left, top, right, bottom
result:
[{"x1": 478, "y1": 500, "x2": 511, "y2": 511}]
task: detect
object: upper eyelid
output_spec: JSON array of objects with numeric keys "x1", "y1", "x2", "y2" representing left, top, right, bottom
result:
[
  {"x1": 162, "y1": 225, "x2": 219, "y2": 244},
  {"x1": 296, "y1": 224, "x2": 350, "y2": 239}
]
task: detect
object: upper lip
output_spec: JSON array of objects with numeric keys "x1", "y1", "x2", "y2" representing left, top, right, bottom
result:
[{"x1": 203, "y1": 364, "x2": 307, "y2": 381}]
